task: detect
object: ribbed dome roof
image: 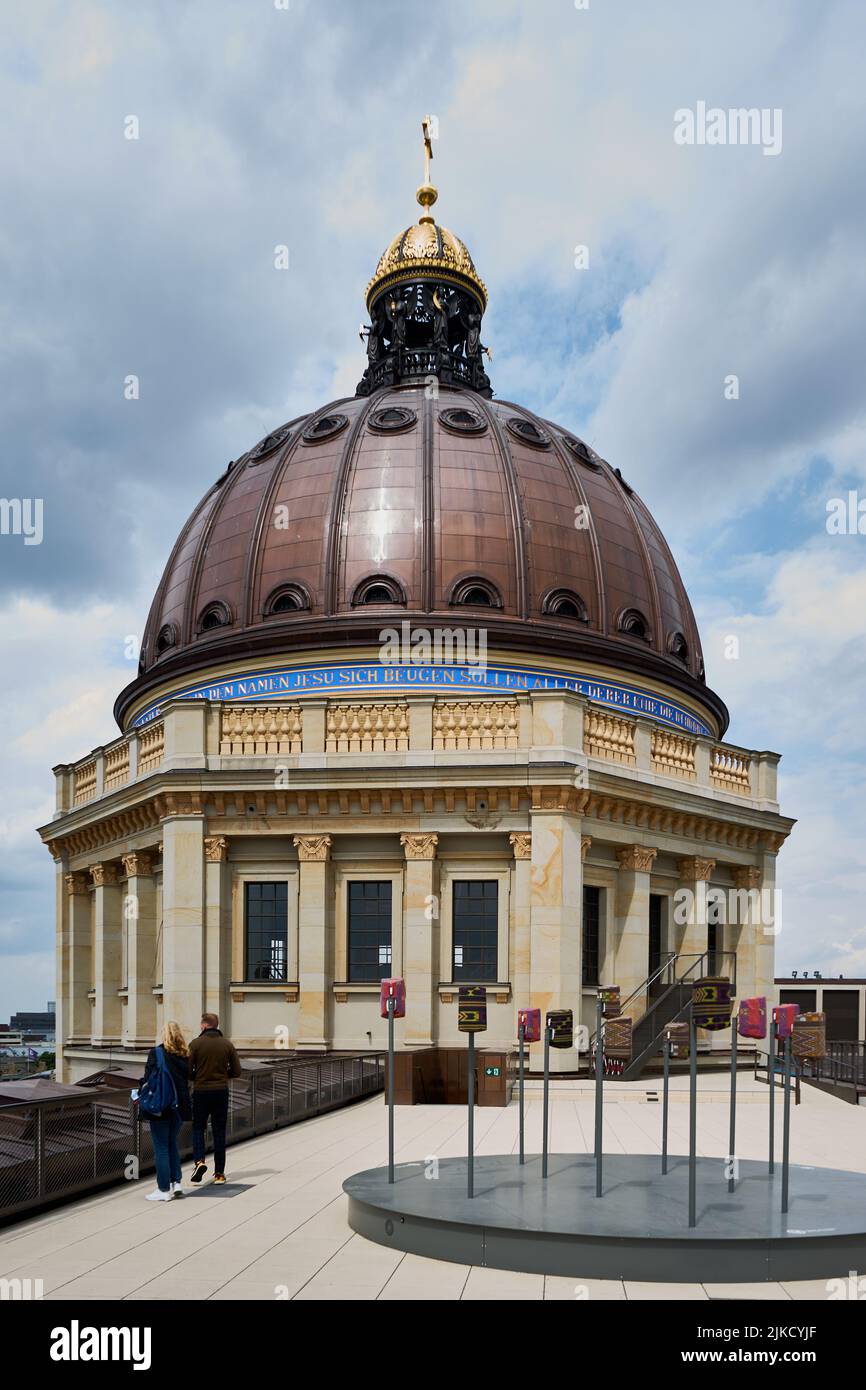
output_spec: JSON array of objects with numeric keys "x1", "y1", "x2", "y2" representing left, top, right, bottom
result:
[{"x1": 115, "y1": 386, "x2": 727, "y2": 734}]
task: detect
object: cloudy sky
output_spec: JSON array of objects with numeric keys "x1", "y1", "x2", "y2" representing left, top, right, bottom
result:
[{"x1": 1, "y1": 0, "x2": 864, "y2": 1019}]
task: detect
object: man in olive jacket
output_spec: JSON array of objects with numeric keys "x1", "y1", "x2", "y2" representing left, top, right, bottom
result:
[{"x1": 189, "y1": 1013, "x2": 242, "y2": 1184}]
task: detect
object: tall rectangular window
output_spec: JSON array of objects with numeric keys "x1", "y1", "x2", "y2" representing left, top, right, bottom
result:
[
  {"x1": 582, "y1": 885, "x2": 600, "y2": 987},
  {"x1": 452, "y1": 880, "x2": 498, "y2": 982},
  {"x1": 245, "y1": 882, "x2": 288, "y2": 981},
  {"x1": 348, "y1": 881, "x2": 392, "y2": 982}
]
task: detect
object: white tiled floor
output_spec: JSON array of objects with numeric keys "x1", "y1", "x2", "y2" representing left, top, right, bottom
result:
[{"x1": 1, "y1": 1075, "x2": 863, "y2": 1300}]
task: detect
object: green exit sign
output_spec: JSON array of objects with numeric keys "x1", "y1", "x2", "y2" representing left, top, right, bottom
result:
[{"x1": 485, "y1": 1066, "x2": 500, "y2": 1077}]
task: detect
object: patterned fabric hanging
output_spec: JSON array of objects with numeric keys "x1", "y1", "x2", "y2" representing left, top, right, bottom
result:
[
  {"x1": 379, "y1": 978, "x2": 406, "y2": 1019},
  {"x1": 546, "y1": 1009, "x2": 573, "y2": 1049},
  {"x1": 737, "y1": 996, "x2": 767, "y2": 1039},
  {"x1": 602, "y1": 1015, "x2": 633, "y2": 1075},
  {"x1": 458, "y1": 985, "x2": 487, "y2": 1033},
  {"x1": 692, "y1": 976, "x2": 733, "y2": 1030},
  {"x1": 598, "y1": 986, "x2": 621, "y2": 1018},
  {"x1": 772, "y1": 1003, "x2": 798, "y2": 1039},
  {"x1": 792, "y1": 1012, "x2": 826, "y2": 1060},
  {"x1": 665, "y1": 1021, "x2": 690, "y2": 1058},
  {"x1": 517, "y1": 1007, "x2": 541, "y2": 1043}
]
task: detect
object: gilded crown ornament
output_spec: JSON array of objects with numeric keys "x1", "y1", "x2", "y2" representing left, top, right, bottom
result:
[{"x1": 357, "y1": 117, "x2": 491, "y2": 398}]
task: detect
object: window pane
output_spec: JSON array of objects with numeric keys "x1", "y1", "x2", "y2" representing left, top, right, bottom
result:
[
  {"x1": 582, "y1": 885, "x2": 600, "y2": 987},
  {"x1": 245, "y1": 881, "x2": 289, "y2": 981},
  {"x1": 452, "y1": 880, "x2": 497, "y2": 982},
  {"x1": 348, "y1": 881, "x2": 392, "y2": 982}
]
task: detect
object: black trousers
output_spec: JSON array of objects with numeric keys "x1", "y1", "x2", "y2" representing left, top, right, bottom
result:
[{"x1": 192, "y1": 1089, "x2": 229, "y2": 1173}]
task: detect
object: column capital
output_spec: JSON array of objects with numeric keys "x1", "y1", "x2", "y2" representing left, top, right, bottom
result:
[
  {"x1": 509, "y1": 832, "x2": 532, "y2": 861},
  {"x1": 293, "y1": 834, "x2": 332, "y2": 863},
  {"x1": 732, "y1": 865, "x2": 762, "y2": 890},
  {"x1": 581, "y1": 835, "x2": 592, "y2": 861},
  {"x1": 677, "y1": 855, "x2": 716, "y2": 882},
  {"x1": 203, "y1": 836, "x2": 229, "y2": 864},
  {"x1": 400, "y1": 832, "x2": 439, "y2": 861},
  {"x1": 122, "y1": 851, "x2": 155, "y2": 878},
  {"x1": 617, "y1": 844, "x2": 658, "y2": 874},
  {"x1": 65, "y1": 871, "x2": 90, "y2": 897},
  {"x1": 90, "y1": 862, "x2": 119, "y2": 888}
]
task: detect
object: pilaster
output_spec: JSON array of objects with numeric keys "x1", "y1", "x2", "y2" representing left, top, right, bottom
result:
[
  {"x1": 294, "y1": 835, "x2": 333, "y2": 1050},
  {"x1": 400, "y1": 833, "x2": 439, "y2": 1046}
]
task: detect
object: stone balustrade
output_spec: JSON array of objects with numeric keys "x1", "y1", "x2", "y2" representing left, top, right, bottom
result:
[
  {"x1": 326, "y1": 701, "x2": 409, "y2": 752},
  {"x1": 137, "y1": 721, "x2": 165, "y2": 774},
  {"x1": 72, "y1": 758, "x2": 97, "y2": 806},
  {"x1": 53, "y1": 689, "x2": 779, "y2": 814},
  {"x1": 221, "y1": 704, "x2": 302, "y2": 756},
  {"x1": 584, "y1": 709, "x2": 636, "y2": 765},
  {"x1": 103, "y1": 740, "x2": 130, "y2": 792},
  {"x1": 651, "y1": 729, "x2": 697, "y2": 781},
  {"x1": 432, "y1": 699, "x2": 519, "y2": 750}
]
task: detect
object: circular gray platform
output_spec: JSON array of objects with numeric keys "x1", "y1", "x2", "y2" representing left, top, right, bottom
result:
[{"x1": 344, "y1": 1154, "x2": 866, "y2": 1282}]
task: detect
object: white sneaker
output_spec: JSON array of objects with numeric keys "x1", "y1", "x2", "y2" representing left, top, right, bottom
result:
[
  {"x1": 170, "y1": 1182, "x2": 184, "y2": 1197},
  {"x1": 145, "y1": 1188, "x2": 173, "y2": 1202}
]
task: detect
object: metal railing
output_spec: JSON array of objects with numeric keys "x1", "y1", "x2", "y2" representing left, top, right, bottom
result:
[
  {"x1": 798, "y1": 1040, "x2": 866, "y2": 1091},
  {"x1": 0, "y1": 1053, "x2": 384, "y2": 1225}
]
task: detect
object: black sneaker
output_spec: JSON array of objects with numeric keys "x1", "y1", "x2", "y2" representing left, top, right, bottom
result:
[{"x1": 190, "y1": 1161, "x2": 207, "y2": 1185}]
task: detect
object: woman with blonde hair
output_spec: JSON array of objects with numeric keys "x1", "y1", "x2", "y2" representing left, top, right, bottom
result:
[{"x1": 138, "y1": 1021, "x2": 192, "y2": 1201}]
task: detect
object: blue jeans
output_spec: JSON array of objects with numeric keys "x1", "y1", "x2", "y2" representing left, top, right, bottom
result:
[{"x1": 149, "y1": 1111, "x2": 182, "y2": 1192}]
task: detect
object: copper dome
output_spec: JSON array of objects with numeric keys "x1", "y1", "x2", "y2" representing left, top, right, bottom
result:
[{"x1": 115, "y1": 387, "x2": 728, "y2": 734}]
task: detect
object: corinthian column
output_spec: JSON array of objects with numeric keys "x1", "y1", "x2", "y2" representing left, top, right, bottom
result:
[
  {"x1": 294, "y1": 835, "x2": 332, "y2": 1052},
  {"x1": 674, "y1": 855, "x2": 717, "y2": 963},
  {"x1": 90, "y1": 863, "x2": 122, "y2": 1046},
  {"x1": 121, "y1": 852, "x2": 157, "y2": 1049},
  {"x1": 528, "y1": 790, "x2": 584, "y2": 1073},
  {"x1": 509, "y1": 833, "x2": 532, "y2": 1016},
  {"x1": 65, "y1": 872, "x2": 92, "y2": 1048},
  {"x1": 400, "y1": 833, "x2": 439, "y2": 1048},
  {"x1": 614, "y1": 845, "x2": 658, "y2": 1010}
]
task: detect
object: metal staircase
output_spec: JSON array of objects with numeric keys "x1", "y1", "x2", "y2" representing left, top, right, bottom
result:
[{"x1": 591, "y1": 950, "x2": 737, "y2": 1081}]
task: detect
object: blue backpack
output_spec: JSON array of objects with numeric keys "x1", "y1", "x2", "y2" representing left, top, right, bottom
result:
[{"x1": 138, "y1": 1045, "x2": 178, "y2": 1117}]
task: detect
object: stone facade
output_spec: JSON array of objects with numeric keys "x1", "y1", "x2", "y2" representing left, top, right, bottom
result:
[{"x1": 41, "y1": 676, "x2": 794, "y2": 1083}]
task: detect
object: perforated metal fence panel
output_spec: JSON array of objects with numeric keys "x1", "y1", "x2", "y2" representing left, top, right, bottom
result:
[{"x1": 0, "y1": 1052, "x2": 384, "y2": 1224}]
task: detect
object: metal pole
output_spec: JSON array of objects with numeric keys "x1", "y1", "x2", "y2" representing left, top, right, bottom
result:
[
  {"x1": 768, "y1": 1016, "x2": 776, "y2": 1174},
  {"x1": 518, "y1": 1021, "x2": 525, "y2": 1165},
  {"x1": 728, "y1": 1026, "x2": 737, "y2": 1193},
  {"x1": 387, "y1": 999, "x2": 395, "y2": 1183},
  {"x1": 542, "y1": 1025, "x2": 550, "y2": 1179},
  {"x1": 662, "y1": 1034, "x2": 670, "y2": 1175},
  {"x1": 594, "y1": 997, "x2": 604, "y2": 1198},
  {"x1": 467, "y1": 1031, "x2": 475, "y2": 1199},
  {"x1": 781, "y1": 1036, "x2": 792, "y2": 1214},
  {"x1": 688, "y1": 1005, "x2": 697, "y2": 1229}
]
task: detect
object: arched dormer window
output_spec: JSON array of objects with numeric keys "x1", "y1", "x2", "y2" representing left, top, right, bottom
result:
[
  {"x1": 197, "y1": 600, "x2": 232, "y2": 634},
  {"x1": 668, "y1": 631, "x2": 688, "y2": 663},
  {"x1": 351, "y1": 575, "x2": 406, "y2": 607},
  {"x1": 449, "y1": 576, "x2": 503, "y2": 609},
  {"x1": 542, "y1": 588, "x2": 588, "y2": 622},
  {"x1": 265, "y1": 583, "x2": 312, "y2": 617},
  {"x1": 155, "y1": 623, "x2": 177, "y2": 656},
  {"x1": 618, "y1": 607, "x2": 650, "y2": 642}
]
